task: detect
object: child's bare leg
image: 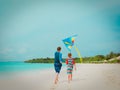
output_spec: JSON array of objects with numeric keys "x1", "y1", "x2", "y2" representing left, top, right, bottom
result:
[
  {"x1": 68, "y1": 74, "x2": 71, "y2": 83},
  {"x1": 70, "y1": 74, "x2": 72, "y2": 81}
]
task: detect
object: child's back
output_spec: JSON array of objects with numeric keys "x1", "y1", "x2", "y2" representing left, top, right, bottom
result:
[
  {"x1": 66, "y1": 58, "x2": 74, "y2": 69},
  {"x1": 66, "y1": 57, "x2": 75, "y2": 74}
]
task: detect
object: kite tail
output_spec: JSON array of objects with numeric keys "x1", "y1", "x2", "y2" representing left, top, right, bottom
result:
[{"x1": 74, "y1": 46, "x2": 83, "y2": 63}]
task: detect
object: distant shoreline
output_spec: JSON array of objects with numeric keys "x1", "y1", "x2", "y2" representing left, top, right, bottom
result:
[{"x1": 24, "y1": 52, "x2": 120, "y2": 64}]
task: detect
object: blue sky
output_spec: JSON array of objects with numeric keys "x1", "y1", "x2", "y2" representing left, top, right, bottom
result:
[{"x1": 0, "y1": 0, "x2": 120, "y2": 61}]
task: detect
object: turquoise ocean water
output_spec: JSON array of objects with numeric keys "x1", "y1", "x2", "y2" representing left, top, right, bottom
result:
[
  {"x1": 0, "y1": 61, "x2": 56, "y2": 73},
  {"x1": 0, "y1": 61, "x2": 65, "y2": 73}
]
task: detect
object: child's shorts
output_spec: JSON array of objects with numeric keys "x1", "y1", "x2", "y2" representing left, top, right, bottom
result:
[{"x1": 67, "y1": 67, "x2": 73, "y2": 74}]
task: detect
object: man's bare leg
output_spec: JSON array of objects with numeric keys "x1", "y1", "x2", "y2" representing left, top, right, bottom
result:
[{"x1": 54, "y1": 73, "x2": 59, "y2": 84}]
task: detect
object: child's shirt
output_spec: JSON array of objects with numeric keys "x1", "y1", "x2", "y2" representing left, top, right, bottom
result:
[{"x1": 66, "y1": 58, "x2": 75, "y2": 68}]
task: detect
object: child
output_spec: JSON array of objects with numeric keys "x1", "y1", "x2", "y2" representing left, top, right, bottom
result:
[{"x1": 66, "y1": 53, "x2": 76, "y2": 83}]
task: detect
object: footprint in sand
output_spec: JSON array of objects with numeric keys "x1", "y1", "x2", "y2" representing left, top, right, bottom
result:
[
  {"x1": 67, "y1": 83, "x2": 72, "y2": 90},
  {"x1": 103, "y1": 70, "x2": 120, "y2": 87},
  {"x1": 50, "y1": 84, "x2": 59, "y2": 90}
]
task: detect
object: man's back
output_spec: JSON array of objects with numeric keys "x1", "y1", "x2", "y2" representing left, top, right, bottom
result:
[{"x1": 54, "y1": 52, "x2": 60, "y2": 63}]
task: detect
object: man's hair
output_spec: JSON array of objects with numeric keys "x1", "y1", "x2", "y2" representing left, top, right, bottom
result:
[
  {"x1": 68, "y1": 53, "x2": 72, "y2": 57},
  {"x1": 57, "y1": 47, "x2": 61, "y2": 51}
]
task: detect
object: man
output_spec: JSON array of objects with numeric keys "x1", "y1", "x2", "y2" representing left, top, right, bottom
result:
[{"x1": 54, "y1": 46, "x2": 62, "y2": 84}]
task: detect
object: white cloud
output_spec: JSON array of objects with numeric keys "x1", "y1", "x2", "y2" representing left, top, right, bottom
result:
[
  {"x1": 17, "y1": 47, "x2": 27, "y2": 54},
  {"x1": 0, "y1": 48, "x2": 13, "y2": 54}
]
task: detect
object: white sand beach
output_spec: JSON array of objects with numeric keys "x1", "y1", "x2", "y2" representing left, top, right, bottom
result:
[{"x1": 0, "y1": 64, "x2": 120, "y2": 90}]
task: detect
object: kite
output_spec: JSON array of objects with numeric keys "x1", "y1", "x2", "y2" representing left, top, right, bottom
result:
[{"x1": 62, "y1": 35, "x2": 82, "y2": 63}]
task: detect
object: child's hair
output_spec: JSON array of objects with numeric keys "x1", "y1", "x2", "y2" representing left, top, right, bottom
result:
[
  {"x1": 68, "y1": 53, "x2": 72, "y2": 57},
  {"x1": 57, "y1": 47, "x2": 61, "y2": 51}
]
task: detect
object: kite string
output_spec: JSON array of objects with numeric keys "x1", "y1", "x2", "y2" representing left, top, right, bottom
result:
[{"x1": 74, "y1": 46, "x2": 83, "y2": 63}]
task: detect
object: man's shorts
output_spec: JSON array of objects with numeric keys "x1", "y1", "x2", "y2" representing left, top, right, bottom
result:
[{"x1": 54, "y1": 63, "x2": 62, "y2": 73}]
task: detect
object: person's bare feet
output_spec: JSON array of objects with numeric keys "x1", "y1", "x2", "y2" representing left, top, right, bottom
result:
[
  {"x1": 54, "y1": 81, "x2": 57, "y2": 84},
  {"x1": 54, "y1": 79, "x2": 58, "y2": 84}
]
